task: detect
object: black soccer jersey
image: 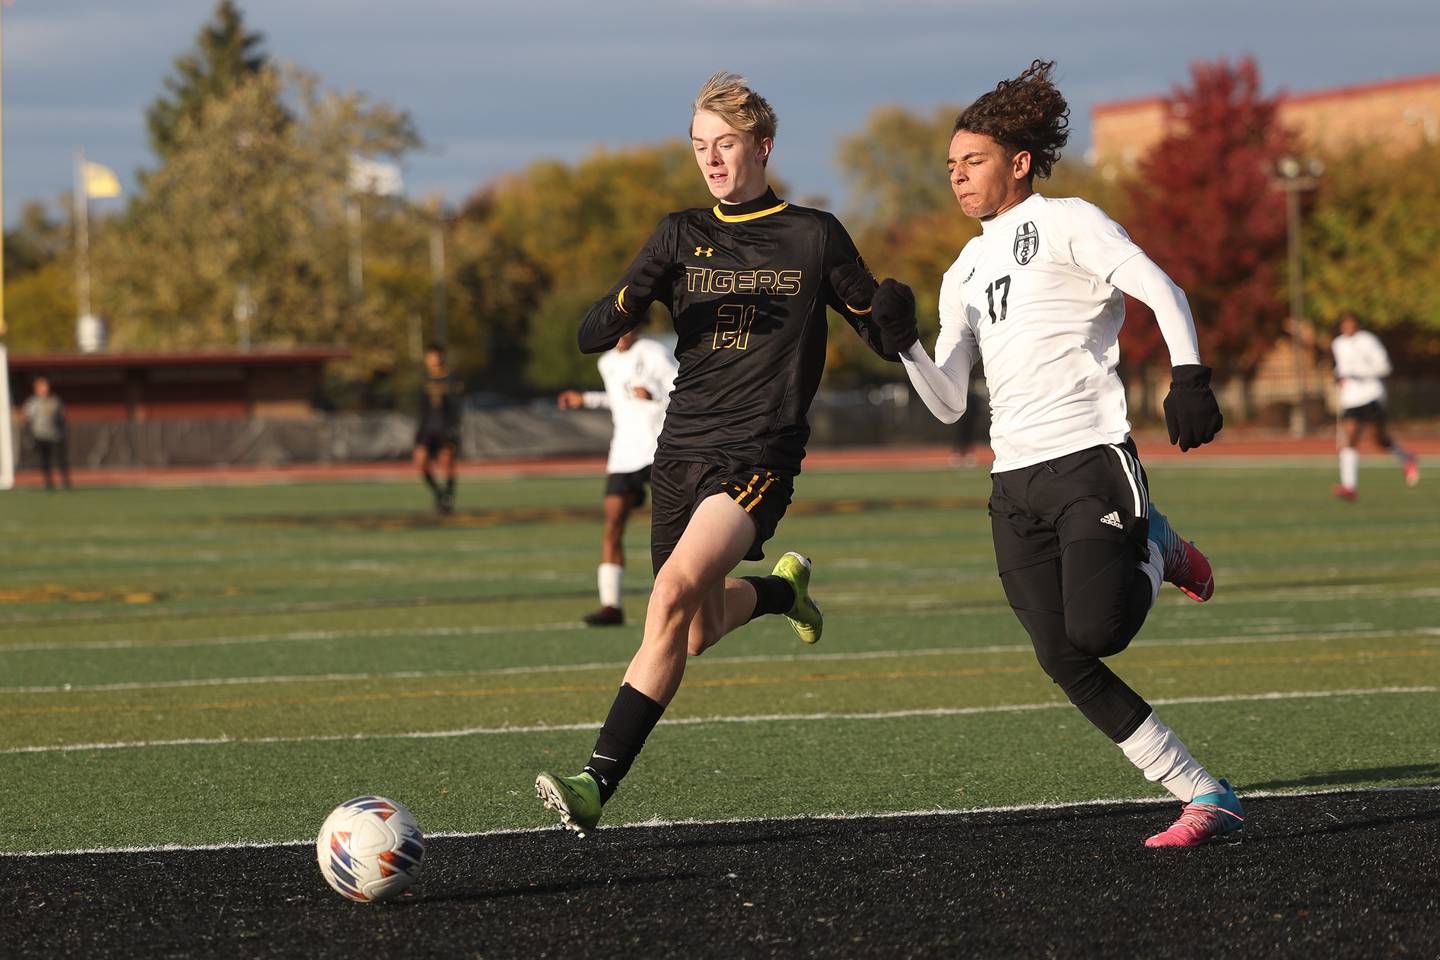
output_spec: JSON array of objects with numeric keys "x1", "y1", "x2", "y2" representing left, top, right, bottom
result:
[
  {"x1": 416, "y1": 372, "x2": 462, "y2": 436},
  {"x1": 578, "y1": 189, "x2": 892, "y2": 474}
]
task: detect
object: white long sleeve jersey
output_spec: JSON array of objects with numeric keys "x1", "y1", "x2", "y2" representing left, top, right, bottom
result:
[
  {"x1": 902, "y1": 193, "x2": 1201, "y2": 472},
  {"x1": 1331, "y1": 330, "x2": 1391, "y2": 409},
  {"x1": 582, "y1": 338, "x2": 679, "y2": 474}
]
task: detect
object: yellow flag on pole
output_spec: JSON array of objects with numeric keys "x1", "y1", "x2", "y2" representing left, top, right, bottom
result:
[{"x1": 83, "y1": 161, "x2": 122, "y2": 198}]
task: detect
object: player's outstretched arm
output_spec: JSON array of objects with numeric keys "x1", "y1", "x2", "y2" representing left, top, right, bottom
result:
[
  {"x1": 827, "y1": 261, "x2": 896, "y2": 360},
  {"x1": 578, "y1": 224, "x2": 675, "y2": 355},
  {"x1": 875, "y1": 278, "x2": 976, "y2": 424},
  {"x1": 1109, "y1": 254, "x2": 1222, "y2": 451},
  {"x1": 821, "y1": 217, "x2": 898, "y2": 361}
]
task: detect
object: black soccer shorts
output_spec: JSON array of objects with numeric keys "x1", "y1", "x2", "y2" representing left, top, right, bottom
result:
[
  {"x1": 648, "y1": 459, "x2": 794, "y2": 574},
  {"x1": 1340, "y1": 400, "x2": 1387, "y2": 424},
  {"x1": 988, "y1": 438, "x2": 1152, "y2": 575},
  {"x1": 603, "y1": 465, "x2": 652, "y2": 507}
]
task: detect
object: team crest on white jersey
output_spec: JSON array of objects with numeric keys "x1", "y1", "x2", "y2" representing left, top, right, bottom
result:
[{"x1": 1013, "y1": 222, "x2": 1039, "y2": 265}]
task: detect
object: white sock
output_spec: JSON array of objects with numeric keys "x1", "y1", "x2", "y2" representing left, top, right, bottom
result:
[
  {"x1": 1339, "y1": 447, "x2": 1359, "y2": 490},
  {"x1": 1118, "y1": 711, "x2": 1223, "y2": 803},
  {"x1": 598, "y1": 563, "x2": 623, "y2": 608},
  {"x1": 1139, "y1": 539, "x2": 1164, "y2": 603}
]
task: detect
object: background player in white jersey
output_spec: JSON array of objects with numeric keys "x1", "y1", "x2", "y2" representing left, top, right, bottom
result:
[
  {"x1": 872, "y1": 60, "x2": 1243, "y2": 848},
  {"x1": 1330, "y1": 311, "x2": 1419, "y2": 500},
  {"x1": 558, "y1": 330, "x2": 679, "y2": 626}
]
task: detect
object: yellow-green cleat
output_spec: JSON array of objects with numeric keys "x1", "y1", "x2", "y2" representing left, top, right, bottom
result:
[
  {"x1": 534, "y1": 771, "x2": 603, "y2": 838},
  {"x1": 772, "y1": 551, "x2": 823, "y2": 644}
]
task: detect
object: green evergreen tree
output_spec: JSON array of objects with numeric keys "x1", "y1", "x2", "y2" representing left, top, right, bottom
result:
[{"x1": 145, "y1": 1, "x2": 268, "y2": 158}]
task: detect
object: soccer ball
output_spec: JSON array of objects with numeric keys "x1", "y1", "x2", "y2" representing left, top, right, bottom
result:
[{"x1": 316, "y1": 796, "x2": 426, "y2": 903}]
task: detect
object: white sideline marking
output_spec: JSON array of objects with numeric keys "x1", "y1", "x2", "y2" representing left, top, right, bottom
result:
[
  {"x1": 0, "y1": 621, "x2": 584, "y2": 654},
  {"x1": 3, "y1": 625, "x2": 1436, "y2": 695},
  {"x1": 2, "y1": 685, "x2": 1434, "y2": 756},
  {"x1": 2, "y1": 783, "x2": 1436, "y2": 859}
]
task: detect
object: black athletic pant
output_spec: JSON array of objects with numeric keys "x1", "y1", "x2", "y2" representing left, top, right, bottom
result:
[
  {"x1": 990, "y1": 441, "x2": 1156, "y2": 743},
  {"x1": 36, "y1": 439, "x2": 70, "y2": 490}
]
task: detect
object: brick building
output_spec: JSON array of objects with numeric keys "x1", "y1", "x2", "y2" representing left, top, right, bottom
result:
[{"x1": 1092, "y1": 72, "x2": 1440, "y2": 176}]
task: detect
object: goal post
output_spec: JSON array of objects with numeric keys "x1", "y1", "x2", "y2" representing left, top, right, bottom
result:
[{"x1": 0, "y1": 344, "x2": 13, "y2": 490}]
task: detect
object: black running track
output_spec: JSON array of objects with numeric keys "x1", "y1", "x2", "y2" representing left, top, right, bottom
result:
[{"x1": 5, "y1": 789, "x2": 1437, "y2": 959}]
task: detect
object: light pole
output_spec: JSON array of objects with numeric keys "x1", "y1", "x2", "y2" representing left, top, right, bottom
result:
[
  {"x1": 0, "y1": 0, "x2": 13, "y2": 491},
  {"x1": 1274, "y1": 155, "x2": 1323, "y2": 437}
]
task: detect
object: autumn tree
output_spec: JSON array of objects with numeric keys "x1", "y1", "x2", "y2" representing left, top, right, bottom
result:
[
  {"x1": 1305, "y1": 141, "x2": 1440, "y2": 365},
  {"x1": 98, "y1": 66, "x2": 420, "y2": 375},
  {"x1": 1121, "y1": 58, "x2": 1294, "y2": 382},
  {"x1": 449, "y1": 143, "x2": 716, "y2": 392},
  {"x1": 146, "y1": 0, "x2": 270, "y2": 159},
  {"x1": 2, "y1": 202, "x2": 75, "y2": 350}
]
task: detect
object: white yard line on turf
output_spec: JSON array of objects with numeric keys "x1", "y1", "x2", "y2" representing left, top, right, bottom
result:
[
  {"x1": 3, "y1": 626, "x2": 1437, "y2": 695},
  {"x1": 2, "y1": 685, "x2": 1434, "y2": 756},
  {"x1": 3, "y1": 782, "x2": 1437, "y2": 859}
]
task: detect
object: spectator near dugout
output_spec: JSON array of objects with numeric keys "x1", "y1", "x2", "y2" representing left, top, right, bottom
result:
[{"x1": 22, "y1": 376, "x2": 71, "y2": 491}]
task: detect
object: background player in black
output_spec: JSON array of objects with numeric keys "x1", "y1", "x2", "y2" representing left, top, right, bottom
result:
[
  {"x1": 535, "y1": 72, "x2": 893, "y2": 837},
  {"x1": 413, "y1": 343, "x2": 462, "y2": 515}
]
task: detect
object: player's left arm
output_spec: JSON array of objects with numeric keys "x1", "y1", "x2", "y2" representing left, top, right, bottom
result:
[
  {"x1": 1108, "y1": 255, "x2": 1222, "y2": 452},
  {"x1": 444, "y1": 378, "x2": 465, "y2": 430},
  {"x1": 1362, "y1": 333, "x2": 1393, "y2": 380},
  {"x1": 1066, "y1": 201, "x2": 1220, "y2": 452},
  {"x1": 822, "y1": 215, "x2": 897, "y2": 361}
]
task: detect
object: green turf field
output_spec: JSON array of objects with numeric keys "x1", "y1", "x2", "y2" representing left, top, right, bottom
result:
[{"x1": 1, "y1": 461, "x2": 1436, "y2": 853}]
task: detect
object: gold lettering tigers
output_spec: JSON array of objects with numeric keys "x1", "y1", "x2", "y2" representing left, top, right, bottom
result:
[{"x1": 686, "y1": 267, "x2": 803, "y2": 296}]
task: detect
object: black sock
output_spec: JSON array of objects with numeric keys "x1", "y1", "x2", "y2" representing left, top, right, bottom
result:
[
  {"x1": 740, "y1": 575, "x2": 795, "y2": 622},
  {"x1": 444, "y1": 476, "x2": 456, "y2": 497},
  {"x1": 583, "y1": 683, "x2": 665, "y2": 803},
  {"x1": 422, "y1": 470, "x2": 440, "y2": 494}
]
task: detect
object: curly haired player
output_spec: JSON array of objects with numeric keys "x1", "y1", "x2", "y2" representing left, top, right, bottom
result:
[{"x1": 873, "y1": 60, "x2": 1244, "y2": 848}]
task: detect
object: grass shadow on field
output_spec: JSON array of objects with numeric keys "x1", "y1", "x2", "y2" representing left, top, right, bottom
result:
[
  {"x1": 240, "y1": 495, "x2": 990, "y2": 532},
  {"x1": 1246, "y1": 764, "x2": 1440, "y2": 790}
]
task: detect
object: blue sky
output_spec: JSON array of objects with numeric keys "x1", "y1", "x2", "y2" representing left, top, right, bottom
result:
[{"x1": 5, "y1": 0, "x2": 1439, "y2": 226}]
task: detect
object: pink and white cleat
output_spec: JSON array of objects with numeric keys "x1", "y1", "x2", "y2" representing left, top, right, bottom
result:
[
  {"x1": 1169, "y1": 538, "x2": 1215, "y2": 603},
  {"x1": 1404, "y1": 458, "x2": 1420, "y2": 487},
  {"x1": 1333, "y1": 484, "x2": 1357, "y2": 502},
  {"x1": 1145, "y1": 779, "x2": 1245, "y2": 848}
]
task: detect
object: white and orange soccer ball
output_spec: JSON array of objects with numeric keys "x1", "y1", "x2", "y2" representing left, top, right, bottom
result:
[{"x1": 315, "y1": 795, "x2": 426, "y2": 903}]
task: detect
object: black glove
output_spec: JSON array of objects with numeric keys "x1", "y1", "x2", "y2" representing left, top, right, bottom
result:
[
  {"x1": 871, "y1": 278, "x2": 918, "y2": 354},
  {"x1": 829, "y1": 261, "x2": 877, "y2": 314},
  {"x1": 621, "y1": 257, "x2": 668, "y2": 314},
  {"x1": 1164, "y1": 364, "x2": 1224, "y2": 451}
]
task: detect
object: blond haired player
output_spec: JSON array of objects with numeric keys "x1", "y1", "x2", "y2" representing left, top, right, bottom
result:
[{"x1": 535, "y1": 73, "x2": 892, "y2": 836}]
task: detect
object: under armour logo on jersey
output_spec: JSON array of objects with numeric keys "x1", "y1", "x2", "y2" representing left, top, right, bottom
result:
[
  {"x1": 694, "y1": 246, "x2": 714, "y2": 257},
  {"x1": 1013, "y1": 221, "x2": 1039, "y2": 265},
  {"x1": 1099, "y1": 511, "x2": 1124, "y2": 530}
]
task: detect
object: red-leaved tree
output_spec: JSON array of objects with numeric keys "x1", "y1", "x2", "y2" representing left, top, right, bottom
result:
[{"x1": 1121, "y1": 58, "x2": 1294, "y2": 382}]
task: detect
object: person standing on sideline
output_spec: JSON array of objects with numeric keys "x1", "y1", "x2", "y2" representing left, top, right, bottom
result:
[
  {"x1": 1331, "y1": 311, "x2": 1419, "y2": 500},
  {"x1": 558, "y1": 330, "x2": 679, "y2": 626},
  {"x1": 23, "y1": 376, "x2": 71, "y2": 491},
  {"x1": 872, "y1": 60, "x2": 1243, "y2": 848},
  {"x1": 413, "y1": 343, "x2": 463, "y2": 515},
  {"x1": 534, "y1": 72, "x2": 893, "y2": 838}
]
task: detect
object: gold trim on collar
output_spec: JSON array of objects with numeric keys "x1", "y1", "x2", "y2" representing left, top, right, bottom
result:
[{"x1": 713, "y1": 200, "x2": 789, "y2": 223}]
